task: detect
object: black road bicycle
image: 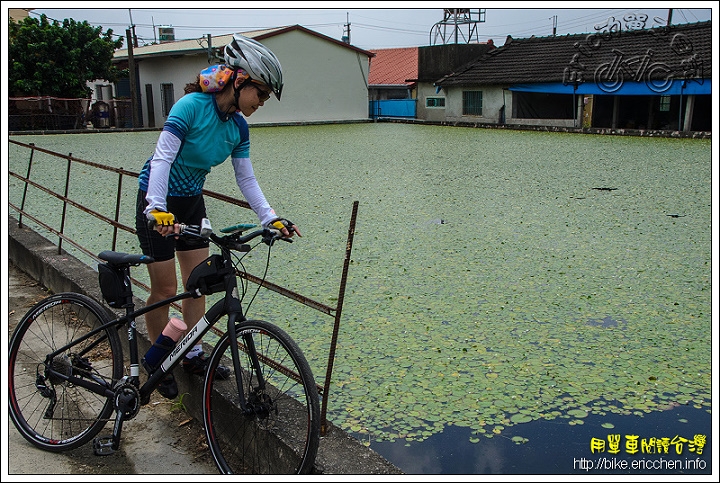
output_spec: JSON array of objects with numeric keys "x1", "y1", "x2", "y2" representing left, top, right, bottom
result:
[{"x1": 8, "y1": 218, "x2": 320, "y2": 474}]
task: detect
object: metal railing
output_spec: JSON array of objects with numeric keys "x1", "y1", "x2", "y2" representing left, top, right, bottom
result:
[{"x1": 8, "y1": 138, "x2": 358, "y2": 435}]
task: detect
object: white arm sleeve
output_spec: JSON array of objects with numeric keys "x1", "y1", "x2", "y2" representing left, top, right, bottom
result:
[
  {"x1": 231, "y1": 157, "x2": 277, "y2": 226},
  {"x1": 144, "y1": 130, "x2": 182, "y2": 216}
]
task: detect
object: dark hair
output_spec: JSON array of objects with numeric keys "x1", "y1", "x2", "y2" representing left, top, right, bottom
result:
[
  {"x1": 184, "y1": 75, "x2": 203, "y2": 95},
  {"x1": 184, "y1": 70, "x2": 239, "y2": 95}
]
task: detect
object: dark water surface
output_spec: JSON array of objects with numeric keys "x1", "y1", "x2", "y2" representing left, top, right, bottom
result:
[{"x1": 368, "y1": 404, "x2": 712, "y2": 475}]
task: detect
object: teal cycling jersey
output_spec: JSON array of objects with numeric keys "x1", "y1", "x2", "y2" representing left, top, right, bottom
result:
[{"x1": 138, "y1": 92, "x2": 250, "y2": 196}]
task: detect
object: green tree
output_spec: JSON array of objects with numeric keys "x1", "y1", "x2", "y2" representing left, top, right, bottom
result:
[{"x1": 9, "y1": 14, "x2": 124, "y2": 98}]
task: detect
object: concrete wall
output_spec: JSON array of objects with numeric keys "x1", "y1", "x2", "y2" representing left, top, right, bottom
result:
[
  {"x1": 137, "y1": 54, "x2": 206, "y2": 126},
  {"x1": 429, "y1": 83, "x2": 580, "y2": 128},
  {"x1": 442, "y1": 84, "x2": 508, "y2": 125},
  {"x1": 416, "y1": 83, "x2": 446, "y2": 123},
  {"x1": 256, "y1": 31, "x2": 370, "y2": 124}
]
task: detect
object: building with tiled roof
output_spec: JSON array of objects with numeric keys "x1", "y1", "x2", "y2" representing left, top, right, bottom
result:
[
  {"x1": 367, "y1": 47, "x2": 419, "y2": 119},
  {"x1": 368, "y1": 47, "x2": 419, "y2": 100},
  {"x1": 434, "y1": 21, "x2": 711, "y2": 132},
  {"x1": 415, "y1": 41, "x2": 496, "y2": 122}
]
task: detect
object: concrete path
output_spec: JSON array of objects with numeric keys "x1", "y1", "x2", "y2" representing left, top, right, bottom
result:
[{"x1": 5, "y1": 264, "x2": 218, "y2": 476}]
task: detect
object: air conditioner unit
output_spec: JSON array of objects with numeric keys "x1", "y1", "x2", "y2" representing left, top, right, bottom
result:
[{"x1": 158, "y1": 26, "x2": 175, "y2": 42}]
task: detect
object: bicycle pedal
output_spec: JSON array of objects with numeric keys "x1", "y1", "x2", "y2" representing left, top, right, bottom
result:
[{"x1": 93, "y1": 435, "x2": 117, "y2": 456}]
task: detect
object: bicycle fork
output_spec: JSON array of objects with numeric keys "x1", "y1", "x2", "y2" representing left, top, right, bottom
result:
[{"x1": 225, "y1": 309, "x2": 270, "y2": 417}]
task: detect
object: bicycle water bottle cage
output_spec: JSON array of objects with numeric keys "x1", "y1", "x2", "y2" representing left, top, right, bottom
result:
[
  {"x1": 98, "y1": 263, "x2": 133, "y2": 308},
  {"x1": 185, "y1": 254, "x2": 235, "y2": 296}
]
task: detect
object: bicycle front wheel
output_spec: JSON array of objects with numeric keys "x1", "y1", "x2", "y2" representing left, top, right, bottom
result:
[
  {"x1": 203, "y1": 319, "x2": 320, "y2": 474},
  {"x1": 8, "y1": 292, "x2": 123, "y2": 452}
]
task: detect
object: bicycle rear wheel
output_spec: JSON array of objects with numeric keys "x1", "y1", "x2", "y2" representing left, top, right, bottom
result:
[
  {"x1": 8, "y1": 292, "x2": 123, "y2": 451},
  {"x1": 203, "y1": 319, "x2": 320, "y2": 474}
]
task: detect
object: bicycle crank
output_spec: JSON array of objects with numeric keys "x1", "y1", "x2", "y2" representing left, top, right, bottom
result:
[
  {"x1": 114, "y1": 381, "x2": 141, "y2": 419},
  {"x1": 93, "y1": 378, "x2": 140, "y2": 456}
]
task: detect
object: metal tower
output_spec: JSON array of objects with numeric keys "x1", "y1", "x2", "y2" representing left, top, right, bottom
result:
[{"x1": 430, "y1": 9, "x2": 486, "y2": 45}]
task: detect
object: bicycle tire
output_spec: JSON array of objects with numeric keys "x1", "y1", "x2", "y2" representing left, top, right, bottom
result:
[
  {"x1": 203, "y1": 319, "x2": 321, "y2": 474},
  {"x1": 8, "y1": 292, "x2": 123, "y2": 452}
]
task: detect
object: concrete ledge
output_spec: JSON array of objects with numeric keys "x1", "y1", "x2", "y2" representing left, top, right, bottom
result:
[{"x1": 7, "y1": 216, "x2": 402, "y2": 475}]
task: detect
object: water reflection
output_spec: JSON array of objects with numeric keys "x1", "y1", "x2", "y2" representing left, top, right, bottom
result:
[{"x1": 369, "y1": 405, "x2": 712, "y2": 475}]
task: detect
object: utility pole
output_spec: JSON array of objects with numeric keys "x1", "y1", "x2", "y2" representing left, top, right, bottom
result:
[
  {"x1": 550, "y1": 15, "x2": 557, "y2": 36},
  {"x1": 126, "y1": 28, "x2": 140, "y2": 128},
  {"x1": 128, "y1": 9, "x2": 138, "y2": 47},
  {"x1": 667, "y1": 9, "x2": 673, "y2": 26},
  {"x1": 342, "y1": 12, "x2": 351, "y2": 44}
]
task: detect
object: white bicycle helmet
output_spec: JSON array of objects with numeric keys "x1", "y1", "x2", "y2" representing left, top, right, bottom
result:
[{"x1": 224, "y1": 34, "x2": 284, "y2": 100}]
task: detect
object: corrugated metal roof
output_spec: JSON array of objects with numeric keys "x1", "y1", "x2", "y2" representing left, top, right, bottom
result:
[
  {"x1": 368, "y1": 47, "x2": 418, "y2": 86},
  {"x1": 113, "y1": 25, "x2": 374, "y2": 61},
  {"x1": 113, "y1": 27, "x2": 285, "y2": 60}
]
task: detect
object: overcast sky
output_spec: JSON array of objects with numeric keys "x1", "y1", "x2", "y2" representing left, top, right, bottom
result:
[{"x1": 16, "y1": 2, "x2": 715, "y2": 50}]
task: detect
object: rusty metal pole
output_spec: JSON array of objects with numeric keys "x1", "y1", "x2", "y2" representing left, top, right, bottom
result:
[
  {"x1": 58, "y1": 155, "x2": 72, "y2": 254},
  {"x1": 18, "y1": 143, "x2": 36, "y2": 228},
  {"x1": 111, "y1": 171, "x2": 124, "y2": 251},
  {"x1": 320, "y1": 200, "x2": 359, "y2": 435}
]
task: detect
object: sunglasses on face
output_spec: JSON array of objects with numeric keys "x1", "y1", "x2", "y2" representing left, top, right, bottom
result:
[{"x1": 251, "y1": 82, "x2": 271, "y2": 102}]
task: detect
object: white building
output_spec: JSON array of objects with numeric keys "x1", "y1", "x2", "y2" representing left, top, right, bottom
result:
[{"x1": 103, "y1": 25, "x2": 374, "y2": 128}]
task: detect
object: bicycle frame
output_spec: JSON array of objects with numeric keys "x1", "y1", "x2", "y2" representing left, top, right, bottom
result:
[
  {"x1": 10, "y1": 220, "x2": 322, "y2": 471},
  {"x1": 40, "y1": 252, "x2": 250, "y2": 406}
]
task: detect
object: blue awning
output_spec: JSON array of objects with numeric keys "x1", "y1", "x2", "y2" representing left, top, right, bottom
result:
[{"x1": 509, "y1": 79, "x2": 711, "y2": 96}]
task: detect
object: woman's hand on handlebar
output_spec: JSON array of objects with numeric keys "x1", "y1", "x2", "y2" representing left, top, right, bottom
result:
[
  {"x1": 268, "y1": 218, "x2": 302, "y2": 238},
  {"x1": 147, "y1": 209, "x2": 181, "y2": 237},
  {"x1": 157, "y1": 223, "x2": 181, "y2": 237}
]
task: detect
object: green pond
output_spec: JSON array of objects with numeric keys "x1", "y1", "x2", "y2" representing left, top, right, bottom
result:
[{"x1": 8, "y1": 123, "x2": 712, "y2": 460}]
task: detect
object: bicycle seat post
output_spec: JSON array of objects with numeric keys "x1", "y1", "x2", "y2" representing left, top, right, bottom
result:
[{"x1": 118, "y1": 266, "x2": 143, "y2": 388}]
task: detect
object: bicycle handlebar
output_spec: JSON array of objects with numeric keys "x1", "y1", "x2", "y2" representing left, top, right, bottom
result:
[{"x1": 174, "y1": 218, "x2": 293, "y2": 250}]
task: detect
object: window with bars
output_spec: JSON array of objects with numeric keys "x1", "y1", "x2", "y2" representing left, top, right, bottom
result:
[
  {"x1": 659, "y1": 95, "x2": 671, "y2": 112},
  {"x1": 161, "y1": 84, "x2": 175, "y2": 117},
  {"x1": 462, "y1": 91, "x2": 483, "y2": 116}
]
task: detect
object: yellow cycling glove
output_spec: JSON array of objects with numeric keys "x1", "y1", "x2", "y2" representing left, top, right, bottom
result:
[{"x1": 147, "y1": 209, "x2": 175, "y2": 227}]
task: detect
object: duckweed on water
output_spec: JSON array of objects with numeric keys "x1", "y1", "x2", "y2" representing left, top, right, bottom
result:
[{"x1": 8, "y1": 124, "x2": 712, "y2": 444}]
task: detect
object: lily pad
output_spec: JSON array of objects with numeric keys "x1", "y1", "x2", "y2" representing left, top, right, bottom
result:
[
  {"x1": 510, "y1": 413, "x2": 533, "y2": 424},
  {"x1": 567, "y1": 409, "x2": 589, "y2": 419}
]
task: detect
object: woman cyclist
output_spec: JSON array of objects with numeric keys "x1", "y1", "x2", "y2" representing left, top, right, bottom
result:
[{"x1": 135, "y1": 34, "x2": 300, "y2": 398}]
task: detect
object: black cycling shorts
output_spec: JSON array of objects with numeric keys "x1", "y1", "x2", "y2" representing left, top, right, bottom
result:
[{"x1": 135, "y1": 189, "x2": 209, "y2": 262}]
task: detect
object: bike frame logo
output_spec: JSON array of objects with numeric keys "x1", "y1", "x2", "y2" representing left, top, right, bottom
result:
[{"x1": 563, "y1": 13, "x2": 705, "y2": 94}]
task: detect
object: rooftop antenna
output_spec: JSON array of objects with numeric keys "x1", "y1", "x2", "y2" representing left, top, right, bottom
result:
[{"x1": 430, "y1": 8, "x2": 485, "y2": 45}]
